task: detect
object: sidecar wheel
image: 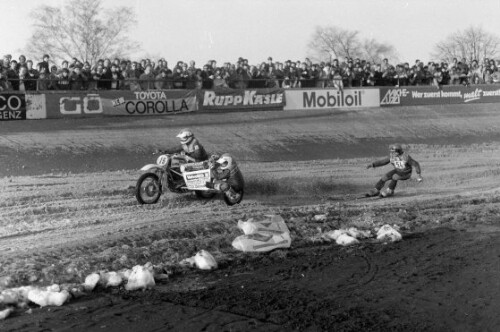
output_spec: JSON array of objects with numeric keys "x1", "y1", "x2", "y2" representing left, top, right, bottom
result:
[
  {"x1": 223, "y1": 189, "x2": 244, "y2": 206},
  {"x1": 136, "y1": 173, "x2": 162, "y2": 204},
  {"x1": 195, "y1": 190, "x2": 216, "y2": 199}
]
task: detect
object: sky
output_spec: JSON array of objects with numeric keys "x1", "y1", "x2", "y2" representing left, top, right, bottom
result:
[{"x1": 2, "y1": 0, "x2": 500, "y2": 66}]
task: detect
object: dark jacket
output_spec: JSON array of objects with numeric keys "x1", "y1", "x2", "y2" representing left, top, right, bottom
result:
[{"x1": 371, "y1": 153, "x2": 421, "y2": 175}]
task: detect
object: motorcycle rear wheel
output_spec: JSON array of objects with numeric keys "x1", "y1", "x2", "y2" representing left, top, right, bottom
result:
[
  {"x1": 223, "y1": 189, "x2": 244, "y2": 206},
  {"x1": 136, "y1": 173, "x2": 162, "y2": 204}
]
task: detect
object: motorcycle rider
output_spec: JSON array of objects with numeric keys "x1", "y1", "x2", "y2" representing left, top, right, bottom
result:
[
  {"x1": 366, "y1": 143, "x2": 423, "y2": 197},
  {"x1": 206, "y1": 153, "x2": 245, "y2": 200},
  {"x1": 162, "y1": 128, "x2": 208, "y2": 163}
]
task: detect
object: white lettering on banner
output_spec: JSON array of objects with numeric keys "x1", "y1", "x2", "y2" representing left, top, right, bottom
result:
[
  {"x1": 59, "y1": 95, "x2": 103, "y2": 114},
  {"x1": 134, "y1": 91, "x2": 168, "y2": 100},
  {"x1": 125, "y1": 99, "x2": 191, "y2": 114},
  {"x1": 112, "y1": 97, "x2": 126, "y2": 106},
  {"x1": 0, "y1": 110, "x2": 22, "y2": 120},
  {"x1": 380, "y1": 89, "x2": 409, "y2": 105},
  {"x1": 463, "y1": 89, "x2": 482, "y2": 103},
  {"x1": 203, "y1": 90, "x2": 283, "y2": 106},
  {"x1": 482, "y1": 89, "x2": 500, "y2": 97},
  {"x1": 0, "y1": 95, "x2": 22, "y2": 111}
]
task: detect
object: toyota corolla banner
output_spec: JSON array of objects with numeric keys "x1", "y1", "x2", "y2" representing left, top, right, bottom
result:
[
  {"x1": 380, "y1": 85, "x2": 500, "y2": 106},
  {"x1": 44, "y1": 90, "x2": 197, "y2": 118}
]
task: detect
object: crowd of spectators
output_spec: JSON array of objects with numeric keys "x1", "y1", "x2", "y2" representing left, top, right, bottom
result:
[{"x1": 1, "y1": 53, "x2": 500, "y2": 92}]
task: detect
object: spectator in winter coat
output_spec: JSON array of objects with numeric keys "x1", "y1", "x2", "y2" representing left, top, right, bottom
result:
[
  {"x1": 7, "y1": 60, "x2": 20, "y2": 90},
  {"x1": 56, "y1": 68, "x2": 71, "y2": 90},
  {"x1": 138, "y1": 65, "x2": 155, "y2": 90}
]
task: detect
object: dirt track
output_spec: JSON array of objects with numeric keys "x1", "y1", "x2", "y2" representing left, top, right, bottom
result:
[{"x1": 1, "y1": 105, "x2": 500, "y2": 331}]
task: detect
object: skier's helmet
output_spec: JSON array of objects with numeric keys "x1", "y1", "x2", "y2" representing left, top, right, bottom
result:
[{"x1": 389, "y1": 143, "x2": 403, "y2": 155}]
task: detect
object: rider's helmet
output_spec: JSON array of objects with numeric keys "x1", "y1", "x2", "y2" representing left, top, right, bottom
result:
[
  {"x1": 176, "y1": 128, "x2": 194, "y2": 144},
  {"x1": 216, "y1": 154, "x2": 233, "y2": 170},
  {"x1": 389, "y1": 143, "x2": 403, "y2": 156}
]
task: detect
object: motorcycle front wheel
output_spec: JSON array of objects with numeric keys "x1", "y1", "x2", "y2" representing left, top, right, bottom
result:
[{"x1": 135, "y1": 173, "x2": 162, "y2": 204}]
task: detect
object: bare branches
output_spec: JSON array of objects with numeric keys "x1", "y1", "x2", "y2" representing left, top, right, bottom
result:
[
  {"x1": 307, "y1": 25, "x2": 397, "y2": 63},
  {"x1": 433, "y1": 26, "x2": 500, "y2": 63},
  {"x1": 24, "y1": 0, "x2": 139, "y2": 66}
]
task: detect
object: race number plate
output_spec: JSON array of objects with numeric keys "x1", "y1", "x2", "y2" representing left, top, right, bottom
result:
[{"x1": 183, "y1": 169, "x2": 211, "y2": 189}]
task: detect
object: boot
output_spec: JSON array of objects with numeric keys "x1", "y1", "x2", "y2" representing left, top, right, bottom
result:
[
  {"x1": 226, "y1": 188, "x2": 240, "y2": 201},
  {"x1": 379, "y1": 188, "x2": 394, "y2": 198},
  {"x1": 365, "y1": 188, "x2": 380, "y2": 197}
]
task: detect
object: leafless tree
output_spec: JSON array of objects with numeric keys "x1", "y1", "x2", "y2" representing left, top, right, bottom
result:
[
  {"x1": 308, "y1": 26, "x2": 361, "y2": 62},
  {"x1": 359, "y1": 38, "x2": 399, "y2": 64},
  {"x1": 432, "y1": 26, "x2": 500, "y2": 63},
  {"x1": 24, "y1": 0, "x2": 139, "y2": 66},
  {"x1": 308, "y1": 25, "x2": 398, "y2": 64}
]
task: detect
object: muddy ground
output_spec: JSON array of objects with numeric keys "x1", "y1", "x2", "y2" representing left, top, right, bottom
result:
[{"x1": 1, "y1": 105, "x2": 500, "y2": 331}]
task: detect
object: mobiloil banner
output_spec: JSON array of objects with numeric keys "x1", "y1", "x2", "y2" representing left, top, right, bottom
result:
[
  {"x1": 380, "y1": 85, "x2": 500, "y2": 106},
  {"x1": 45, "y1": 90, "x2": 197, "y2": 118},
  {"x1": 0, "y1": 93, "x2": 26, "y2": 121},
  {"x1": 201, "y1": 88, "x2": 284, "y2": 110},
  {"x1": 284, "y1": 88, "x2": 380, "y2": 110}
]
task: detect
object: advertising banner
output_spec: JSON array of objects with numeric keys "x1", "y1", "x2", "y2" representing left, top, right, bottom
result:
[
  {"x1": 201, "y1": 88, "x2": 284, "y2": 110},
  {"x1": 44, "y1": 90, "x2": 197, "y2": 118},
  {"x1": 380, "y1": 85, "x2": 500, "y2": 106},
  {"x1": 0, "y1": 93, "x2": 26, "y2": 121},
  {"x1": 102, "y1": 90, "x2": 197, "y2": 116},
  {"x1": 26, "y1": 93, "x2": 47, "y2": 119},
  {"x1": 284, "y1": 88, "x2": 380, "y2": 110}
]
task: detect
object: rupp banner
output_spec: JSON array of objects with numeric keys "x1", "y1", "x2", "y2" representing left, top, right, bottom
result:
[
  {"x1": 284, "y1": 88, "x2": 380, "y2": 110},
  {"x1": 0, "y1": 93, "x2": 26, "y2": 121},
  {"x1": 201, "y1": 88, "x2": 284, "y2": 110},
  {"x1": 44, "y1": 90, "x2": 197, "y2": 118},
  {"x1": 380, "y1": 85, "x2": 500, "y2": 106}
]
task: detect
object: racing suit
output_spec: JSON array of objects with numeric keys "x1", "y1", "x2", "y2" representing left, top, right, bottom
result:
[
  {"x1": 166, "y1": 138, "x2": 208, "y2": 162},
  {"x1": 210, "y1": 159, "x2": 245, "y2": 194},
  {"x1": 370, "y1": 152, "x2": 421, "y2": 191}
]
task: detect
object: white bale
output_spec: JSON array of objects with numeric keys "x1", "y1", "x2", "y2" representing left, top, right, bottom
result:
[
  {"x1": 232, "y1": 232, "x2": 291, "y2": 252},
  {"x1": 100, "y1": 271, "x2": 123, "y2": 288},
  {"x1": 83, "y1": 273, "x2": 100, "y2": 292},
  {"x1": 324, "y1": 229, "x2": 348, "y2": 241},
  {"x1": 237, "y1": 215, "x2": 289, "y2": 235},
  {"x1": 0, "y1": 307, "x2": 14, "y2": 320},
  {"x1": 124, "y1": 265, "x2": 155, "y2": 291},
  {"x1": 28, "y1": 289, "x2": 70, "y2": 307},
  {"x1": 46, "y1": 284, "x2": 60, "y2": 292},
  {"x1": 194, "y1": 250, "x2": 218, "y2": 270},
  {"x1": 347, "y1": 227, "x2": 372, "y2": 239},
  {"x1": 376, "y1": 224, "x2": 402, "y2": 242},
  {"x1": 335, "y1": 233, "x2": 360, "y2": 246},
  {"x1": 314, "y1": 214, "x2": 327, "y2": 221}
]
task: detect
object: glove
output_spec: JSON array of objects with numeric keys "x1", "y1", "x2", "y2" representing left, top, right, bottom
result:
[
  {"x1": 417, "y1": 175, "x2": 423, "y2": 182},
  {"x1": 366, "y1": 163, "x2": 373, "y2": 169}
]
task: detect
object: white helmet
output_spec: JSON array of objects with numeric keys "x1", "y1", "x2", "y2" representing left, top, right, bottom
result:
[
  {"x1": 216, "y1": 153, "x2": 233, "y2": 170},
  {"x1": 176, "y1": 128, "x2": 194, "y2": 144}
]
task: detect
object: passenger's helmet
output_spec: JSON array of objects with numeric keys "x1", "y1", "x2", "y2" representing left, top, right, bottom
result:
[
  {"x1": 216, "y1": 154, "x2": 233, "y2": 170},
  {"x1": 389, "y1": 143, "x2": 403, "y2": 155},
  {"x1": 176, "y1": 128, "x2": 194, "y2": 144}
]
